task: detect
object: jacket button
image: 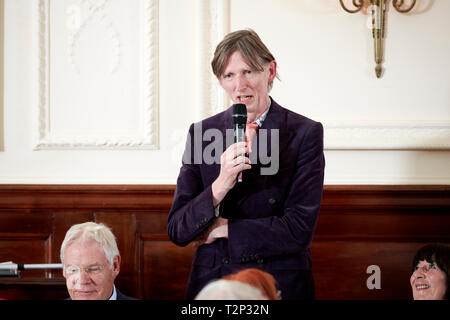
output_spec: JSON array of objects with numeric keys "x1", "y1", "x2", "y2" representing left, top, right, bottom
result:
[
  {"x1": 222, "y1": 258, "x2": 229, "y2": 265},
  {"x1": 268, "y1": 198, "x2": 276, "y2": 205}
]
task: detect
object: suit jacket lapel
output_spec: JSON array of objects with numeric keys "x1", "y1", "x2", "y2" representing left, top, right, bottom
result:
[{"x1": 259, "y1": 98, "x2": 290, "y2": 164}]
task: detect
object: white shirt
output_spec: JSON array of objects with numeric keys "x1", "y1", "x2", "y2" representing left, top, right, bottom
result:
[
  {"x1": 251, "y1": 97, "x2": 271, "y2": 127},
  {"x1": 109, "y1": 285, "x2": 117, "y2": 300}
]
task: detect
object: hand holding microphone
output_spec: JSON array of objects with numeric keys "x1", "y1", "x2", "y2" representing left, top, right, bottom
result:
[
  {"x1": 232, "y1": 103, "x2": 247, "y2": 183},
  {"x1": 211, "y1": 104, "x2": 251, "y2": 206}
]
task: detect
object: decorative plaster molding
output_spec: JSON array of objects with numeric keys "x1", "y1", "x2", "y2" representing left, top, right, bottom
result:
[
  {"x1": 324, "y1": 121, "x2": 450, "y2": 150},
  {"x1": 34, "y1": 0, "x2": 159, "y2": 150},
  {"x1": 196, "y1": 0, "x2": 230, "y2": 120},
  {"x1": 68, "y1": 0, "x2": 121, "y2": 75}
]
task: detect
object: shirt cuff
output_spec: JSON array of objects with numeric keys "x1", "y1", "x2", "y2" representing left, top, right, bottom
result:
[{"x1": 214, "y1": 203, "x2": 221, "y2": 217}]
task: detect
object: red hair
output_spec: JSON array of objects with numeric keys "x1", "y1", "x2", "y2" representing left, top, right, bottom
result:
[{"x1": 223, "y1": 268, "x2": 280, "y2": 300}]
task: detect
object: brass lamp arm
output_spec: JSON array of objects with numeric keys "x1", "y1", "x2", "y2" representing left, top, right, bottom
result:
[
  {"x1": 339, "y1": 0, "x2": 365, "y2": 13},
  {"x1": 392, "y1": 0, "x2": 416, "y2": 13},
  {"x1": 339, "y1": 0, "x2": 416, "y2": 78}
]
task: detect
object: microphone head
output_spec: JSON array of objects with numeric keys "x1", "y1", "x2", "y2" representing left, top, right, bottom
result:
[{"x1": 232, "y1": 103, "x2": 247, "y2": 125}]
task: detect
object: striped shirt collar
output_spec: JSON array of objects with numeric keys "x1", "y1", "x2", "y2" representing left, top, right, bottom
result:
[{"x1": 250, "y1": 97, "x2": 271, "y2": 127}]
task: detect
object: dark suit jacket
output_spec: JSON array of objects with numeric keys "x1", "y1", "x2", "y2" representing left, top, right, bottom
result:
[
  {"x1": 167, "y1": 98, "x2": 325, "y2": 300},
  {"x1": 116, "y1": 289, "x2": 137, "y2": 300}
]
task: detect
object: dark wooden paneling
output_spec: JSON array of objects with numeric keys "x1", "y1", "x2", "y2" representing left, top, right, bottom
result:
[
  {"x1": 52, "y1": 212, "x2": 94, "y2": 267},
  {"x1": 0, "y1": 278, "x2": 66, "y2": 300},
  {"x1": 0, "y1": 212, "x2": 54, "y2": 278},
  {"x1": 0, "y1": 185, "x2": 174, "y2": 210},
  {"x1": 314, "y1": 211, "x2": 450, "y2": 240},
  {"x1": 311, "y1": 242, "x2": 424, "y2": 300},
  {"x1": 0, "y1": 212, "x2": 53, "y2": 233},
  {"x1": 141, "y1": 236, "x2": 196, "y2": 299},
  {"x1": 96, "y1": 211, "x2": 139, "y2": 298},
  {"x1": 0, "y1": 184, "x2": 449, "y2": 300},
  {"x1": 311, "y1": 185, "x2": 450, "y2": 299},
  {"x1": 0, "y1": 237, "x2": 51, "y2": 278}
]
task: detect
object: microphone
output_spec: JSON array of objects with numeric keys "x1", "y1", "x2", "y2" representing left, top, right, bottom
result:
[
  {"x1": 0, "y1": 262, "x2": 62, "y2": 277},
  {"x1": 232, "y1": 104, "x2": 247, "y2": 183}
]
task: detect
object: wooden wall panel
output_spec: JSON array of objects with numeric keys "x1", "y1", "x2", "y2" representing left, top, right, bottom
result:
[
  {"x1": 311, "y1": 242, "x2": 424, "y2": 300},
  {"x1": 311, "y1": 186, "x2": 450, "y2": 299},
  {"x1": 0, "y1": 185, "x2": 448, "y2": 300},
  {"x1": 0, "y1": 278, "x2": 67, "y2": 300},
  {"x1": 96, "y1": 211, "x2": 139, "y2": 298},
  {"x1": 314, "y1": 211, "x2": 450, "y2": 240},
  {"x1": 0, "y1": 238, "x2": 50, "y2": 278},
  {"x1": 141, "y1": 236, "x2": 196, "y2": 300},
  {"x1": 0, "y1": 212, "x2": 54, "y2": 279},
  {"x1": 51, "y1": 212, "x2": 94, "y2": 268},
  {"x1": 0, "y1": 212, "x2": 53, "y2": 233}
]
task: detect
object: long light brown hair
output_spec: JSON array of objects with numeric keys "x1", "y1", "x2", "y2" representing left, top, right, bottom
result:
[{"x1": 211, "y1": 29, "x2": 280, "y2": 91}]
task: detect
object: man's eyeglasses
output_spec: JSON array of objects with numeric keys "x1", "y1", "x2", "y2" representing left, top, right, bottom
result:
[{"x1": 64, "y1": 265, "x2": 105, "y2": 276}]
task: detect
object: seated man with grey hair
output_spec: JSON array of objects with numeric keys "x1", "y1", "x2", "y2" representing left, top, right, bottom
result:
[{"x1": 60, "y1": 222, "x2": 136, "y2": 300}]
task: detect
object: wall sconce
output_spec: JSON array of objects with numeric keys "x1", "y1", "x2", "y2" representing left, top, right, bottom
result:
[{"x1": 339, "y1": 0, "x2": 416, "y2": 78}]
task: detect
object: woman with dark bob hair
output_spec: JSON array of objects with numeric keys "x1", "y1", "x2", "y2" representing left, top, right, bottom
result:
[{"x1": 410, "y1": 243, "x2": 450, "y2": 300}]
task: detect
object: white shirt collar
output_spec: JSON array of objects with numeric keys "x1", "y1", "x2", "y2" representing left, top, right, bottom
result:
[
  {"x1": 109, "y1": 285, "x2": 117, "y2": 300},
  {"x1": 251, "y1": 97, "x2": 271, "y2": 127}
]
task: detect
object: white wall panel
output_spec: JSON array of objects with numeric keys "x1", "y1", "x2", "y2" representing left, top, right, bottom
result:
[
  {"x1": 195, "y1": 0, "x2": 230, "y2": 120},
  {"x1": 0, "y1": 0, "x2": 3, "y2": 152},
  {"x1": 33, "y1": 0, "x2": 159, "y2": 150}
]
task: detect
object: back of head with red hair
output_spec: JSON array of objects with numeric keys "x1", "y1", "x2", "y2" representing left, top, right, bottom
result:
[{"x1": 223, "y1": 268, "x2": 280, "y2": 300}]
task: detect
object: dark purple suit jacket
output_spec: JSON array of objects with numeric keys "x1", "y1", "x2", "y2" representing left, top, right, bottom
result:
[{"x1": 167, "y1": 98, "x2": 325, "y2": 300}]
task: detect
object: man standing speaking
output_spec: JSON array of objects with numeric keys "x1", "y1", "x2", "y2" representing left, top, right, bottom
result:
[{"x1": 168, "y1": 29, "x2": 325, "y2": 300}]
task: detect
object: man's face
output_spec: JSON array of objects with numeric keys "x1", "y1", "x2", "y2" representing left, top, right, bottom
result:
[
  {"x1": 219, "y1": 50, "x2": 276, "y2": 121},
  {"x1": 63, "y1": 239, "x2": 120, "y2": 300},
  {"x1": 410, "y1": 260, "x2": 447, "y2": 300}
]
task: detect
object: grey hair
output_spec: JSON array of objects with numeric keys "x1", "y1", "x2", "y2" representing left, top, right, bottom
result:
[
  {"x1": 195, "y1": 279, "x2": 268, "y2": 300},
  {"x1": 60, "y1": 222, "x2": 119, "y2": 267}
]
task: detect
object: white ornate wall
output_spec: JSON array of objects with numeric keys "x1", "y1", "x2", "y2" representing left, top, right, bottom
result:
[
  {"x1": 0, "y1": 0, "x2": 449, "y2": 184},
  {"x1": 0, "y1": 0, "x2": 3, "y2": 152},
  {"x1": 34, "y1": 0, "x2": 159, "y2": 150}
]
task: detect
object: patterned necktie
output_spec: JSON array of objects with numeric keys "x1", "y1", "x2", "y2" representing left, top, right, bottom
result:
[{"x1": 246, "y1": 123, "x2": 260, "y2": 153}]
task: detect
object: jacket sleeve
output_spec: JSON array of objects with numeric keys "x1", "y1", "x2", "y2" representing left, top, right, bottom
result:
[
  {"x1": 167, "y1": 123, "x2": 218, "y2": 247},
  {"x1": 227, "y1": 121, "x2": 325, "y2": 262}
]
